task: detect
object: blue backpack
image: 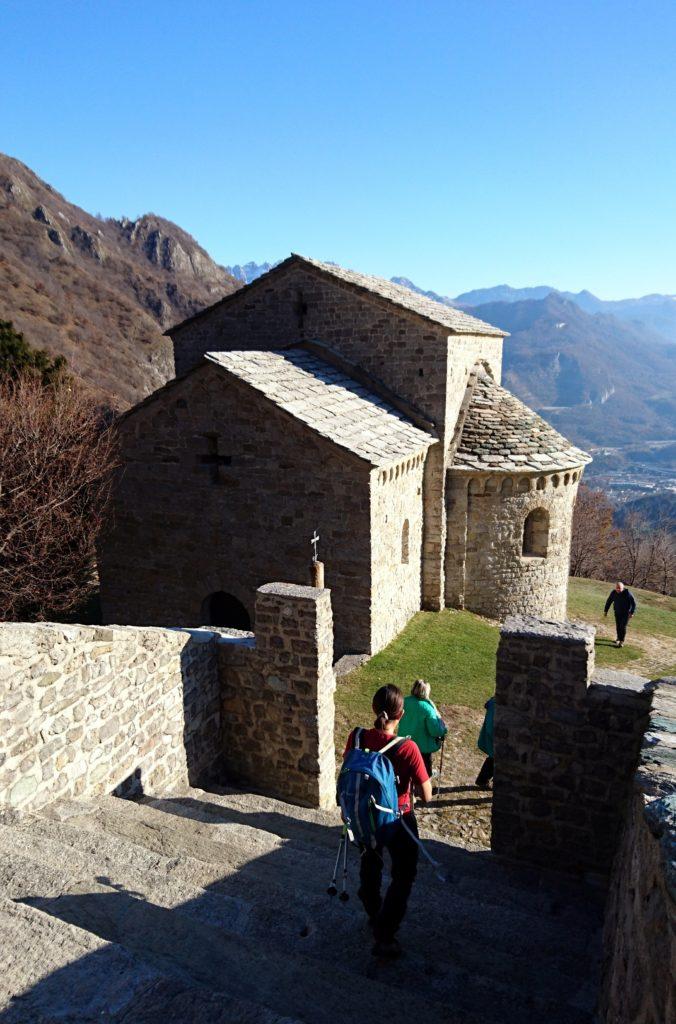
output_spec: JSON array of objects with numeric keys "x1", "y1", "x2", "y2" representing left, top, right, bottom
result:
[{"x1": 337, "y1": 728, "x2": 406, "y2": 849}]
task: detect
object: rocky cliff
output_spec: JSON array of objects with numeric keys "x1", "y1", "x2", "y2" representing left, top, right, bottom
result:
[{"x1": 0, "y1": 155, "x2": 240, "y2": 408}]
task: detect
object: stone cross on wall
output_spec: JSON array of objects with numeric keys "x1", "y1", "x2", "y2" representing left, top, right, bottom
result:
[
  {"x1": 311, "y1": 530, "x2": 320, "y2": 562},
  {"x1": 199, "y1": 434, "x2": 232, "y2": 484}
]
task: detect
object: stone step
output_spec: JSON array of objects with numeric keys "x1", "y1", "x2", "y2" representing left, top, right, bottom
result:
[
  {"x1": 13, "y1": 801, "x2": 599, "y2": 1022},
  {"x1": 43, "y1": 793, "x2": 598, "y2": 976},
  {"x1": 156, "y1": 787, "x2": 604, "y2": 934},
  {"x1": 0, "y1": 845, "x2": 479, "y2": 1024},
  {"x1": 0, "y1": 894, "x2": 299, "y2": 1024}
]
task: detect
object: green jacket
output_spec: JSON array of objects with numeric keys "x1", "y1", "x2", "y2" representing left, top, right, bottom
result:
[
  {"x1": 400, "y1": 695, "x2": 447, "y2": 754},
  {"x1": 478, "y1": 697, "x2": 495, "y2": 758}
]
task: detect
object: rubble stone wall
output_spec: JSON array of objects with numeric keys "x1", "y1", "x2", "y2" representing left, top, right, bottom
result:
[
  {"x1": 0, "y1": 622, "x2": 221, "y2": 810},
  {"x1": 446, "y1": 469, "x2": 582, "y2": 620},
  {"x1": 219, "y1": 583, "x2": 336, "y2": 809},
  {"x1": 492, "y1": 617, "x2": 652, "y2": 874},
  {"x1": 0, "y1": 583, "x2": 337, "y2": 814},
  {"x1": 600, "y1": 677, "x2": 676, "y2": 1024}
]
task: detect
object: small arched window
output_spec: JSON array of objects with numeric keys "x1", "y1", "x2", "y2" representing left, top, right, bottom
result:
[
  {"x1": 401, "y1": 519, "x2": 410, "y2": 564},
  {"x1": 522, "y1": 508, "x2": 549, "y2": 558}
]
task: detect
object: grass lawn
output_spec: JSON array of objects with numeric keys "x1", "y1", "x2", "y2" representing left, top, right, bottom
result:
[
  {"x1": 337, "y1": 608, "x2": 498, "y2": 719},
  {"x1": 568, "y1": 577, "x2": 676, "y2": 677}
]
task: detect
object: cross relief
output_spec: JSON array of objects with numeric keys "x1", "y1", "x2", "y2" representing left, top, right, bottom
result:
[{"x1": 199, "y1": 433, "x2": 232, "y2": 484}]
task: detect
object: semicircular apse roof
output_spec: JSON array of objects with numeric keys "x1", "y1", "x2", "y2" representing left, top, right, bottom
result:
[{"x1": 452, "y1": 373, "x2": 592, "y2": 473}]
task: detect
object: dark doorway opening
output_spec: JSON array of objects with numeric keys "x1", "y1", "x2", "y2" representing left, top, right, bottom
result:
[{"x1": 201, "y1": 591, "x2": 251, "y2": 630}]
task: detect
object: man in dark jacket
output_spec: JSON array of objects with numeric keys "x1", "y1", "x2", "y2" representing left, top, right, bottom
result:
[{"x1": 604, "y1": 582, "x2": 637, "y2": 647}]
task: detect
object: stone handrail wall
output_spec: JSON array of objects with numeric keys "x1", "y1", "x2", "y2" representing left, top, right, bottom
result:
[
  {"x1": 0, "y1": 623, "x2": 221, "y2": 809},
  {"x1": 492, "y1": 616, "x2": 653, "y2": 874},
  {"x1": 600, "y1": 677, "x2": 675, "y2": 1024},
  {"x1": 0, "y1": 582, "x2": 337, "y2": 813},
  {"x1": 219, "y1": 582, "x2": 336, "y2": 810}
]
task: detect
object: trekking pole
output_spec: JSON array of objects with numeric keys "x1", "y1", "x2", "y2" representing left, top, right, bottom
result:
[
  {"x1": 436, "y1": 737, "x2": 445, "y2": 799},
  {"x1": 339, "y1": 825, "x2": 350, "y2": 901},
  {"x1": 327, "y1": 829, "x2": 345, "y2": 896}
]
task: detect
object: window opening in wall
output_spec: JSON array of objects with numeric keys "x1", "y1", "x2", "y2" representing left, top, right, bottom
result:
[
  {"x1": 401, "y1": 519, "x2": 410, "y2": 564},
  {"x1": 522, "y1": 508, "x2": 549, "y2": 558},
  {"x1": 199, "y1": 433, "x2": 231, "y2": 484},
  {"x1": 201, "y1": 592, "x2": 251, "y2": 630}
]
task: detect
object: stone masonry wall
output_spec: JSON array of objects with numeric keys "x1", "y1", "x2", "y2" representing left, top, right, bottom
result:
[
  {"x1": 0, "y1": 622, "x2": 221, "y2": 810},
  {"x1": 219, "y1": 583, "x2": 336, "y2": 809},
  {"x1": 446, "y1": 468, "x2": 582, "y2": 620},
  {"x1": 169, "y1": 262, "x2": 504, "y2": 611},
  {"x1": 492, "y1": 617, "x2": 652, "y2": 874},
  {"x1": 99, "y1": 363, "x2": 373, "y2": 657},
  {"x1": 600, "y1": 677, "x2": 675, "y2": 1024},
  {"x1": 370, "y1": 456, "x2": 426, "y2": 653},
  {"x1": 0, "y1": 583, "x2": 337, "y2": 814}
]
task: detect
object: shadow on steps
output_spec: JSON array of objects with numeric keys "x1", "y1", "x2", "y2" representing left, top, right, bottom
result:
[{"x1": 1, "y1": 790, "x2": 605, "y2": 1024}]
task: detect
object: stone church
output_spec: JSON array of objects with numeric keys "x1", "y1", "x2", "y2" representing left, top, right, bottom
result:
[{"x1": 99, "y1": 255, "x2": 591, "y2": 656}]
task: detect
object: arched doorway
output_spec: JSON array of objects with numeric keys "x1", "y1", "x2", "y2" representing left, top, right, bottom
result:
[{"x1": 201, "y1": 591, "x2": 251, "y2": 630}]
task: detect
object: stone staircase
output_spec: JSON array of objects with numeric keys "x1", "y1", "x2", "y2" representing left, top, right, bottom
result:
[{"x1": 0, "y1": 786, "x2": 603, "y2": 1024}]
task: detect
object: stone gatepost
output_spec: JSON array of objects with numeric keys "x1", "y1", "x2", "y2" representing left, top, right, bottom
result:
[
  {"x1": 218, "y1": 582, "x2": 336, "y2": 809},
  {"x1": 492, "y1": 616, "x2": 653, "y2": 875}
]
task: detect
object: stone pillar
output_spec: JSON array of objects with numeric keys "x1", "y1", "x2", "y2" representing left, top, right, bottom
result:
[
  {"x1": 444, "y1": 471, "x2": 468, "y2": 607},
  {"x1": 421, "y1": 442, "x2": 446, "y2": 610},
  {"x1": 492, "y1": 616, "x2": 652, "y2": 874},
  {"x1": 219, "y1": 582, "x2": 336, "y2": 809},
  {"x1": 311, "y1": 560, "x2": 325, "y2": 588}
]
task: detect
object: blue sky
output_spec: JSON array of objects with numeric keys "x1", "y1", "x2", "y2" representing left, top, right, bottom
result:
[{"x1": 2, "y1": 0, "x2": 674, "y2": 298}]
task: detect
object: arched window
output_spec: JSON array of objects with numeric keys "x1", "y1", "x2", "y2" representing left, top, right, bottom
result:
[
  {"x1": 401, "y1": 519, "x2": 410, "y2": 564},
  {"x1": 201, "y1": 592, "x2": 251, "y2": 630},
  {"x1": 522, "y1": 509, "x2": 549, "y2": 558}
]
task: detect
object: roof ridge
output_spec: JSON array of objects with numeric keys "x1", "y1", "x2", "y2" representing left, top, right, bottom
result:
[{"x1": 165, "y1": 253, "x2": 507, "y2": 339}]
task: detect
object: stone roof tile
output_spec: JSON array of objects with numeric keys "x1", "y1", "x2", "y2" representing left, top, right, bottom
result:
[
  {"x1": 206, "y1": 349, "x2": 435, "y2": 467},
  {"x1": 453, "y1": 373, "x2": 591, "y2": 473}
]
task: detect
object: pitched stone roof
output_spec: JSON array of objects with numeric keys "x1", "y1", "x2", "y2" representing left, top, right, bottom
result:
[
  {"x1": 167, "y1": 253, "x2": 506, "y2": 338},
  {"x1": 206, "y1": 349, "x2": 436, "y2": 467},
  {"x1": 452, "y1": 373, "x2": 591, "y2": 473},
  {"x1": 295, "y1": 256, "x2": 506, "y2": 337}
]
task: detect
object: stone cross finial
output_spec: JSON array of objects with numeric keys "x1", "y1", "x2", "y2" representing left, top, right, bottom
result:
[{"x1": 311, "y1": 530, "x2": 320, "y2": 562}]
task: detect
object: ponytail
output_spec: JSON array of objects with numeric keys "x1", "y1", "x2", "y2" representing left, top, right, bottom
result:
[{"x1": 372, "y1": 684, "x2": 404, "y2": 730}]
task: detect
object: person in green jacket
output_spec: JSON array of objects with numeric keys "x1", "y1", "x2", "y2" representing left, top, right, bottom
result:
[
  {"x1": 475, "y1": 696, "x2": 495, "y2": 789},
  {"x1": 400, "y1": 679, "x2": 447, "y2": 776}
]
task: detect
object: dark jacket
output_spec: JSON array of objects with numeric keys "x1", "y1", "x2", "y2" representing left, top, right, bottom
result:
[{"x1": 604, "y1": 588, "x2": 636, "y2": 619}]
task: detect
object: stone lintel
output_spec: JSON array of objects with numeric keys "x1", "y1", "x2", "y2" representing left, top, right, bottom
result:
[{"x1": 258, "y1": 582, "x2": 329, "y2": 602}]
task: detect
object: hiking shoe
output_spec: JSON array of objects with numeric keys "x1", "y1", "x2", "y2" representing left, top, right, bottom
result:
[{"x1": 371, "y1": 938, "x2": 402, "y2": 959}]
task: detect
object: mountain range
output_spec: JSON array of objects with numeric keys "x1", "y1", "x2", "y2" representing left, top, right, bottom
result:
[
  {"x1": 0, "y1": 156, "x2": 673, "y2": 473},
  {"x1": 0, "y1": 155, "x2": 239, "y2": 407}
]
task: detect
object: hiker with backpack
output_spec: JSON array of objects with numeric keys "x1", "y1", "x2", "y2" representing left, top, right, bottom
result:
[
  {"x1": 400, "y1": 678, "x2": 447, "y2": 777},
  {"x1": 340, "y1": 684, "x2": 433, "y2": 959}
]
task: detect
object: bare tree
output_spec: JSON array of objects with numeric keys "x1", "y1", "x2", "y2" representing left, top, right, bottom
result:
[
  {"x1": 570, "y1": 484, "x2": 618, "y2": 579},
  {"x1": 0, "y1": 372, "x2": 117, "y2": 620}
]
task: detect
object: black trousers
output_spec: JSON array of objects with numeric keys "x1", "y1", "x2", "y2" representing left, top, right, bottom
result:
[
  {"x1": 476, "y1": 756, "x2": 494, "y2": 786},
  {"x1": 358, "y1": 813, "x2": 419, "y2": 943},
  {"x1": 615, "y1": 613, "x2": 629, "y2": 642},
  {"x1": 422, "y1": 752, "x2": 433, "y2": 776}
]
